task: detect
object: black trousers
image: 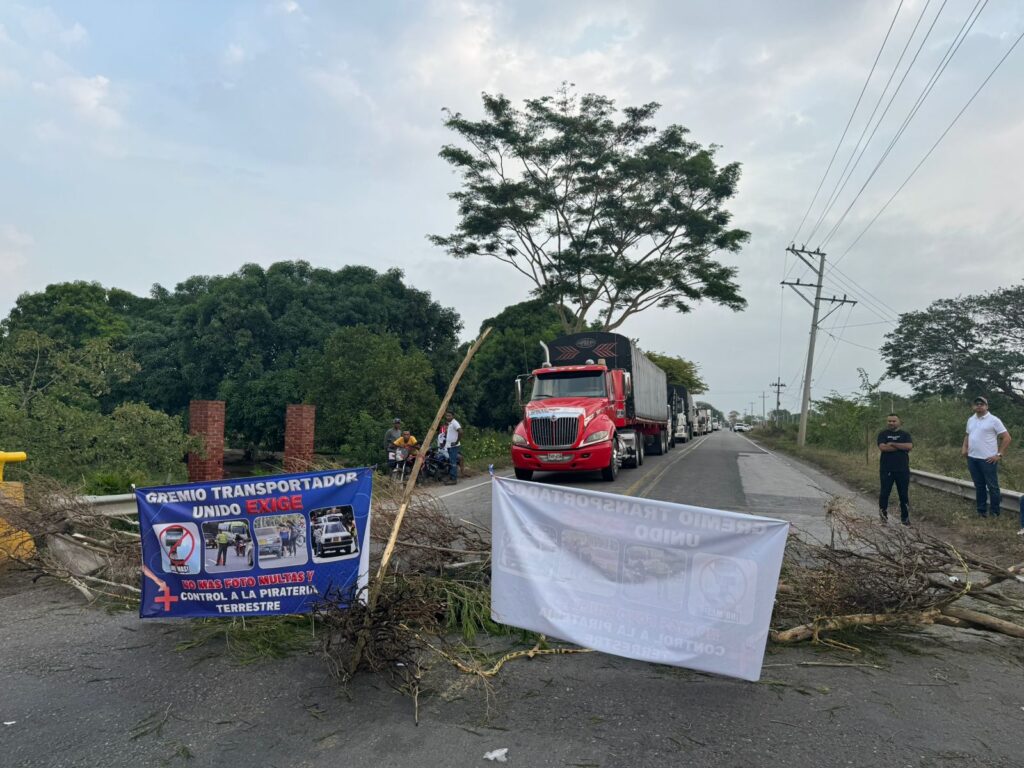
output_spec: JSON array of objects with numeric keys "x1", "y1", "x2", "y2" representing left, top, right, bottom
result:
[{"x1": 879, "y1": 469, "x2": 910, "y2": 521}]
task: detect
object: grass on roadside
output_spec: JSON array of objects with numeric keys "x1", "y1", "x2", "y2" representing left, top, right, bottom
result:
[
  {"x1": 175, "y1": 615, "x2": 318, "y2": 665},
  {"x1": 756, "y1": 431, "x2": 1024, "y2": 565}
]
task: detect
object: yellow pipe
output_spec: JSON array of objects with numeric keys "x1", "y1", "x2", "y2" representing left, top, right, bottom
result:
[
  {"x1": 0, "y1": 452, "x2": 31, "y2": 562},
  {"x1": 0, "y1": 451, "x2": 27, "y2": 483}
]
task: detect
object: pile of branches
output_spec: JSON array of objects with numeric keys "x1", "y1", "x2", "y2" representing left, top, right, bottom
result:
[
  {"x1": 315, "y1": 480, "x2": 500, "y2": 696},
  {"x1": 368, "y1": 478, "x2": 489, "y2": 572},
  {"x1": 772, "y1": 497, "x2": 1024, "y2": 644},
  {"x1": 0, "y1": 475, "x2": 141, "y2": 603}
]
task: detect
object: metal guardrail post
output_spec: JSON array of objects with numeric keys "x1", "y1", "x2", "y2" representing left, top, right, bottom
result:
[{"x1": 909, "y1": 469, "x2": 1022, "y2": 514}]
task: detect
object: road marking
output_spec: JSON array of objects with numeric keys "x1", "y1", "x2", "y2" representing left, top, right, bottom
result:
[
  {"x1": 622, "y1": 435, "x2": 707, "y2": 498},
  {"x1": 435, "y1": 472, "x2": 512, "y2": 499}
]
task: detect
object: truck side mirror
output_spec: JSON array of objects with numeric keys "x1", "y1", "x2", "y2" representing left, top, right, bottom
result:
[{"x1": 515, "y1": 377, "x2": 523, "y2": 406}]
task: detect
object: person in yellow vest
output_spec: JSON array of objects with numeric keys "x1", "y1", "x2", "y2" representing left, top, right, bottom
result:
[{"x1": 215, "y1": 529, "x2": 231, "y2": 566}]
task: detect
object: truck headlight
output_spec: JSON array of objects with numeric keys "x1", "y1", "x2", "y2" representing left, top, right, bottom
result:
[
  {"x1": 512, "y1": 433, "x2": 528, "y2": 446},
  {"x1": 582, "y1": 430, "x2": 610, "y2": 445}
]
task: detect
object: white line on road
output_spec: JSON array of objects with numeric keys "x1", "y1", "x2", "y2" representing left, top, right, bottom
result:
[{"x1": 434, "y1": 471, "x2": 512, "y2": 499}]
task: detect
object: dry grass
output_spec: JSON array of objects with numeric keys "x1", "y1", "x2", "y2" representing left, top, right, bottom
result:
[{"x1": 757, "y1": 434, "x2": 1023, "y2": 566}]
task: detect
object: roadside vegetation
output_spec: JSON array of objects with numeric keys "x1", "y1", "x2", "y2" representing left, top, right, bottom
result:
[{"x1": 755, "y1": 384, "x2": 1024, "y2": 562}]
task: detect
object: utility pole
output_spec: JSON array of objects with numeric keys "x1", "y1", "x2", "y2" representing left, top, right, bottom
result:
[
  {"x1": 782, "y1": 246, "x2": 857, "y2": 446},
  {"x1": 749, "y1": 401, "x2": 755, "y2": 423},
  {"x1": 770, "y1": 378, "x2": 786, "y2": 424},
  {"x1": 760, "y1": 391, "x2": 767, "y2": 422}
]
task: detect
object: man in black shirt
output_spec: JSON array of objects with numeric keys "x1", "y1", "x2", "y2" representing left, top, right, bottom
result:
[{"x1": 877, "y1": 413, "x2": 913, "y2": 525}]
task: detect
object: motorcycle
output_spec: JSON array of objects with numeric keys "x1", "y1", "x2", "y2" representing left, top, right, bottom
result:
[
  {"x1": 390, "y1": 446, "x2": 417, "y2": 482},
  {"x1": 422, "y1": 447, "x2": 452, "y2": 483}
]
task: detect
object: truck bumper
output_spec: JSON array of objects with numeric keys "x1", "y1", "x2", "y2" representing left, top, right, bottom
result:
[{"x1": 511, "y1": 442, "x2": 613, "y2": 472}]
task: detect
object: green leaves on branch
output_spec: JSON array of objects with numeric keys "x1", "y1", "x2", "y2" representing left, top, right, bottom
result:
[
  {"x1": 0, "y1": 334, "x2": 194, "y2": 490},
  {"x1": 645, "y1": 352, "x2": 706, "y2": 393},
  {"x1": 301, "y1": 326, "x2": 440, "y2": 466},
  {"x1": 431, "y1": 86, "x2": 750, "y2": 334}
]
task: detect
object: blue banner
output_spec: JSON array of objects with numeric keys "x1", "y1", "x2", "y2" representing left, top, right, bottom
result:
[{"x1": 136, "y1": 468, "x2": 373, "y2": 618}]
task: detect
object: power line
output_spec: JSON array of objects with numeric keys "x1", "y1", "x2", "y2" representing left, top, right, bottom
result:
[
  {"x1": 821, "y1": 0, "x2": 988, "y2": 250},
  {"x1": 833, "y1": 24, "x2": 1024, "y2": 264},
  {"x1": 812, "y1": 0, "x2": 949, "y2": 246},
  {"x1": 804, "y1": 0, "x2": 936, "y2": 244},
  {"x1": 790, "y1": 0, "x2": 905, "y2": 245},
  {"x1": 817, "y1": 303, "x2": 857, "y2": 380}
]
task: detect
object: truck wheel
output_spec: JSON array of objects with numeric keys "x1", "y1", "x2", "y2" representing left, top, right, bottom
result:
[
  {"x1": 637, "y1": 439, "x2": 645, "y2": 466},
  {"x1": 514, "y1": 468, "x2": 534, "y2": 481},
  {"x1": 601, "y1": 441, "x2": 619, "y2": 481}
]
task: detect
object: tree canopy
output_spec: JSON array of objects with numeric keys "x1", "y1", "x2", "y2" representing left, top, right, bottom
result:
[
  {"x1": 3, "y1": 262, "x2": 462, "y2": 449},
  {"x1": 0, "y1": 330, "x2": 193, "y2": 489},
  {"x1": 431, "y1": 86, "x2": 750, "y2": 334},
  {"x1": 881, "y1": 284, "x2": 1024, "y2": 407},
  {"x1": 646, "y1": 352, "x2": 706, "y2": 393}
]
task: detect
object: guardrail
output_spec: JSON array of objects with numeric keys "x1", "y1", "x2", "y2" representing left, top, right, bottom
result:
[{"x1": 910, "y1": 469, "x2": 1022, "y2": 514}]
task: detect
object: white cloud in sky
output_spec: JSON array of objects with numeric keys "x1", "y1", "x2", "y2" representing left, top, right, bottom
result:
[
  {"x1": 223, "y1": 43, "x2": 246, "y2": 67},
  {"x1": 54, "y1": 74, "x2": 121, "y2": 128},
  {"x1": 0, "y1": 225, "x2": 33, "y2": 289},
  {"x1": 17, "y1": 6, "x2": 87, "y2": 46}
]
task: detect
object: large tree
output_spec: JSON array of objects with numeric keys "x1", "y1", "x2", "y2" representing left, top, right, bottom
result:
[
  {"x1": 431, "y1": 86, "x2": 750, "y2": 334},
  {"x1": 881, "y1": 285, "x2": 1024, "y2": 407}
]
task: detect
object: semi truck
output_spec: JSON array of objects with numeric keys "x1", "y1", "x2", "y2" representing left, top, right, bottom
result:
[
  {"x1": 696, "y1": 407, "x2": 712, "y2": 435},
  {"x1": 668, "y1": 384, "x2": 696, "y2": 444},
  {"x1": 511, "y1": 332, "x2": 670, "y2": 482}
]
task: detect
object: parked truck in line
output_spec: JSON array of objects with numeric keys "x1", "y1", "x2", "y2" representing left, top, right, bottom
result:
[
  {"x1": 511, "y1": 332, "x2": 671, "y2": 482},
  {"x1": 668, "y1": 384, "x2": 696, "y2": 444},
  {"x1": 696, "y1": 407, "x2": 712, "y2": 436}
]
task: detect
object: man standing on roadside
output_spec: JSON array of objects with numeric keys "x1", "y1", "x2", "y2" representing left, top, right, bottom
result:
[
  {"x1": 962, "y1": 396, "x2": 1012, "y2": 518},
  {"x1": 384, "y1": 418, "x2": 403, "y2": 469},
  {"x1": 877, "y1": 414, "x2": 913, "y2": 526},
  {"x1": 442, "y1": 410, "x2": 462, "y2": 486}
]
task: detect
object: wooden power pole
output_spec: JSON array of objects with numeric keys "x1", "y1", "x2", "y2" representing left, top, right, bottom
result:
[{"x1": 782, "y1": 246, "x2": 856, "y2": 446}]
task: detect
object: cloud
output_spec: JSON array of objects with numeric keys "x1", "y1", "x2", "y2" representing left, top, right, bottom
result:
[
  {"x1": 0, "y1": 226, "x2": 33, "y2": 289},
  {"x1": 54, "y1": 74, "x2": 122, "y2": 128},
  {"x1": 223, "y1": 43, "x2": 247, "y2": 66},
  {"x1": 281, "y1": 1, "x2": 301, "y2": 14},
  {"x1": 307, "y1": 63, "x2": 376, "y2": 112},
  {"x1": 17, "y1": 6, "x2": 88, "y2": 46}
]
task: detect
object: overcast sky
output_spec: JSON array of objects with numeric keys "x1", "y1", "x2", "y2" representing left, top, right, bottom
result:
[{"x1": 1, "y1": 1, "x2": 1022, "y2": 418}]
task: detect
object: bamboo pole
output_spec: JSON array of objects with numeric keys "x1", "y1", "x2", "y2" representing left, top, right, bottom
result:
[{"x1": 348, "y1": 327, "x2": 492, "y2": 675}]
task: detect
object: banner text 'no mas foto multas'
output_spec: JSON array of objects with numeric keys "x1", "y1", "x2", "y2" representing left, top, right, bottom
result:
[{"x1": 136, "y1": 468, "x2": 372, "y2": 618}]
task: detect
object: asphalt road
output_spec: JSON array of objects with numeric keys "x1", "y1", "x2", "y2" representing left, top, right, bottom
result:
[{"x1": 2, "y1": 431, "x2": 1023, "y2": 767}]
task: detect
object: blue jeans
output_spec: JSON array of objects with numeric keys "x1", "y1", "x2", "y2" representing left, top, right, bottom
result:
[
  {"x1": 447, "y1": 445, "x2": 460, "y2": 481},
  {"x1": 967, "y1": 457, "x2": 1001, "y2": 517}
]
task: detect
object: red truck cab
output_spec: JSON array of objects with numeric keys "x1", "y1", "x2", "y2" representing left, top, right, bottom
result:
[{"x1": 511, "y1": 363, "x2": 625, "y2": 482}]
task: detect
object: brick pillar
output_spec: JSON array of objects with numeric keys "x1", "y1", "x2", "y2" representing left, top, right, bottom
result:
[
  {"x1": 284, "y1": 404, "x2": 316, "y2": 473},
  {"x1": 188, "y1": 400, "x2": 225, "y2": 482}
]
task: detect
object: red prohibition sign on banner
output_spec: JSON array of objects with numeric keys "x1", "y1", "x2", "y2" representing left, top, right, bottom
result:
[{"x1": 159, "y1": 524, "x2": 195, "y2": 569}]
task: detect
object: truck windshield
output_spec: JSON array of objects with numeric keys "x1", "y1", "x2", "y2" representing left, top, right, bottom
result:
[{"x1": 532, "y1": 371, "x2": 605, "y2": 399}]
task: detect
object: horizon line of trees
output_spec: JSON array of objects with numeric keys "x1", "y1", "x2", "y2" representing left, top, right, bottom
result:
[{"x1": 0, "y1": 262, "x2": 708, "y2": 489}]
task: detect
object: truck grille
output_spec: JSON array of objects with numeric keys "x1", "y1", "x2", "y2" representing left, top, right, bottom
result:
[{"x1": 530, "y1": 416, "x2": 580, "y2": 449}]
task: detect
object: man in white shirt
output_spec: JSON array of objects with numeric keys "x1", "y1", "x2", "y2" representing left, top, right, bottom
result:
[
  {"x1": 442, "y1": 410, "x2": 462, "y2": 485},
  {"x1": 961, "y1": 396, "x2": 1012, "y2": 518}
]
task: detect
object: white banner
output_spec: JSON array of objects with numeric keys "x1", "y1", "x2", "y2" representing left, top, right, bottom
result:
[{"x1": 491, "y1": 477, "x2": 789, "y2": 681}]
